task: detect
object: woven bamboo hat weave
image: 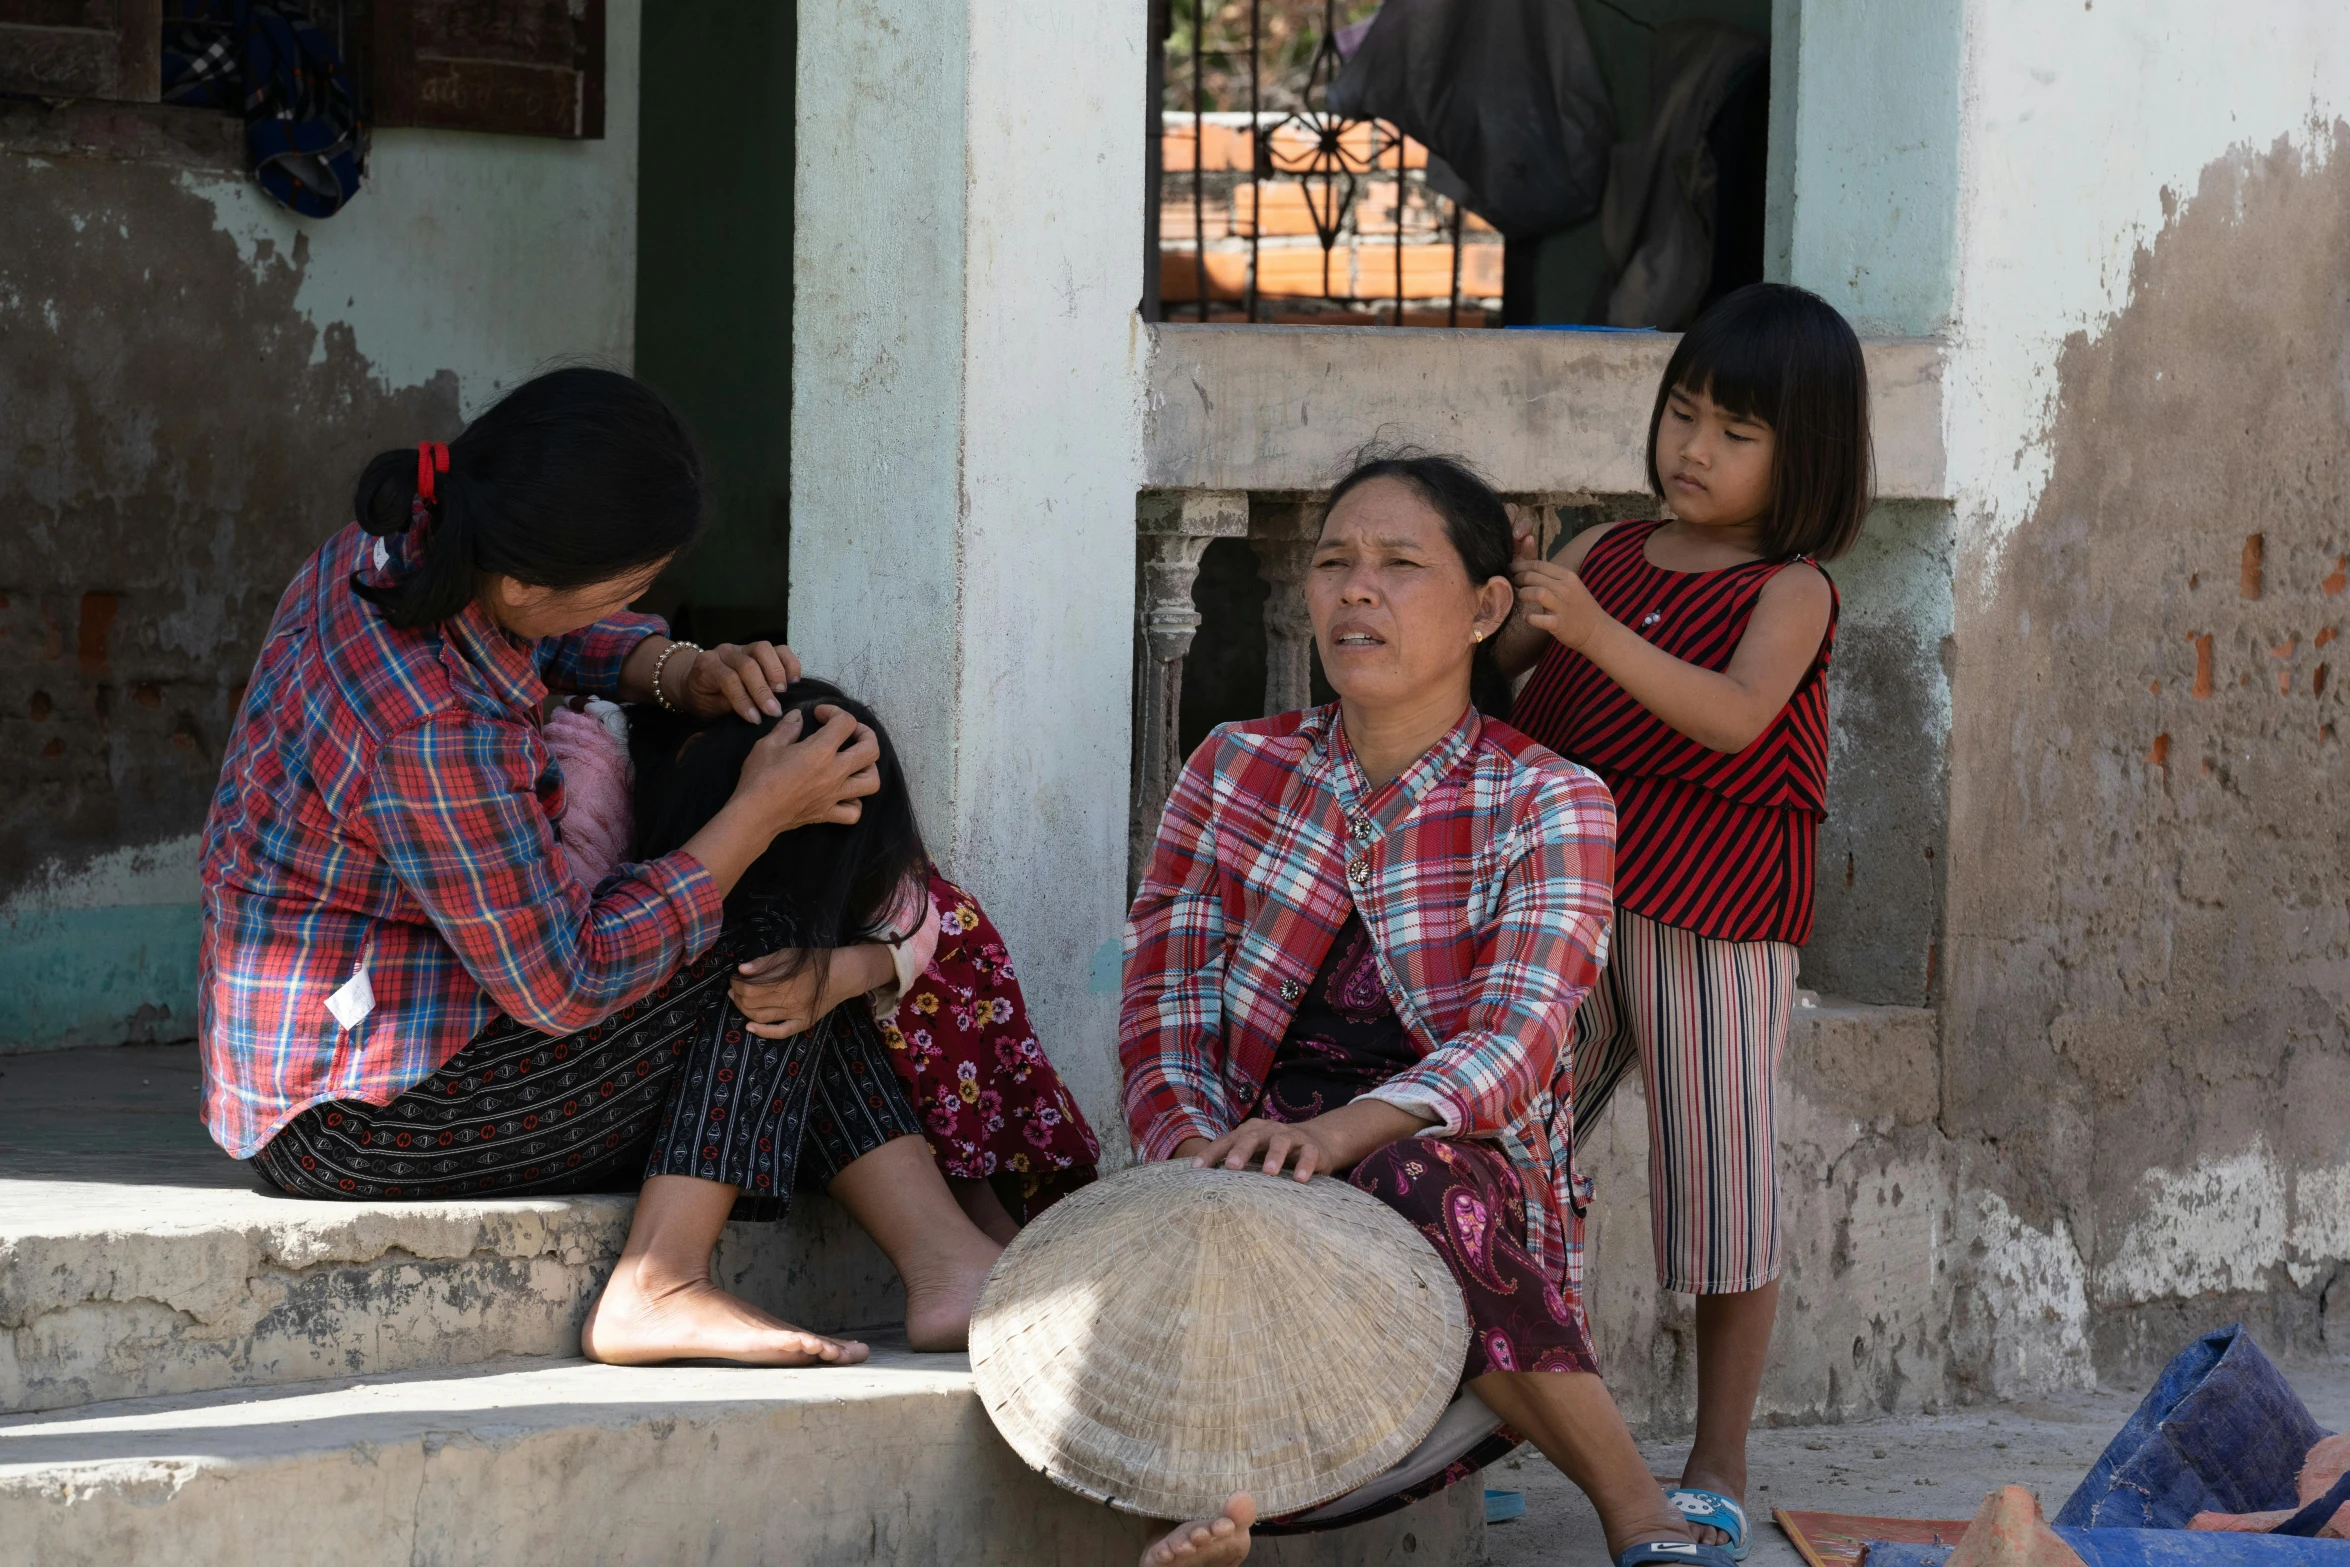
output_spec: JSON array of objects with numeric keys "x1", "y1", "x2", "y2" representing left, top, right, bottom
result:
[{"x1": 969, "y1": 1160, "x2": 1469, "y2": 1520}]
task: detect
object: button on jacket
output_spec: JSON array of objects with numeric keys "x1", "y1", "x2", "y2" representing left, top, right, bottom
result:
[{"x1": 1120, "y1": 704, "x2": 1616, "y2": 1296}]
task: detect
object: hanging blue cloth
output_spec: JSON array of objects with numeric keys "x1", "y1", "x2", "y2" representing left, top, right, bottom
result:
[{"x1": 163, "y1": 1, "x2": 366, "y2": 218}]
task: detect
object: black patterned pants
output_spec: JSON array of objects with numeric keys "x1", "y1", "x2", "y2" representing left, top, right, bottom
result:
[{"x1": 251, "y1": 938, "x2": 924, "y2": 1219}]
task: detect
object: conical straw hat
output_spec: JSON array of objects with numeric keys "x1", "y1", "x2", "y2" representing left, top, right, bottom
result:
[{"x1": 969, "y1": 1160, "x2": 1469, "y2": 1520}]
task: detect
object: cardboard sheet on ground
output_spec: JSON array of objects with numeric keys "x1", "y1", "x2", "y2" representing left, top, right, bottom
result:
[{"x1": 1776, "y1": 1507, "x2": 1974, "y2": 1567}]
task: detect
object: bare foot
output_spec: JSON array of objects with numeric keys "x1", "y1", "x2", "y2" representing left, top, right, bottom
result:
[
  {"x1": 1143, "y1": 1493, "x2": 1255, "y2": 1565},
  {"x1": 582, "y1": 1260, "x2": 870, "y2": 1367},
  {"x1": 900, "y1": 1238, "x2": 1003, "y2": 1351}
]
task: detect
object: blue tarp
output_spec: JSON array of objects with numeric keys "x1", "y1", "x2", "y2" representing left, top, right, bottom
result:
[
  {"x1": 1866, "y1": 1530, "x2": 2350, "y2": 1567},
  {"x1": 2058, "y1": 1326, "x2": 2332, "y2": 1530},
  {"x1": 1868, "y1": 1327, "x2": 2343, "y2": 1567}
]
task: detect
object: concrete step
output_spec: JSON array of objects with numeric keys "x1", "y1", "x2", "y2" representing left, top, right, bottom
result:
[
  {"x1": 0, "y1": 1347, "x2": 1485, "y2": 1566},
  {"x1": 0, "y1": 1043, "x2": 902, "y2": 1414}
]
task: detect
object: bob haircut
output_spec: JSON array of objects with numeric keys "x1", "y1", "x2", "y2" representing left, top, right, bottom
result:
[
  {"x1": 1646, "y1": 282, "x2": 1873, "y2": 562},
  {"x1": 1323, "y1": 445, "x2": 1516, "y2": 718},
  {"x1": 630, "y1": 676, "x2": 928, "y2": 992}
]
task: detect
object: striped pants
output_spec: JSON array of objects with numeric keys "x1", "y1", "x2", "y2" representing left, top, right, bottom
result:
[
  {"x1": 252, "y1": 935, "x2": 924, "y2": 1219},
  {"x1": 1569, "y1": 907, "x2": 1797, "y2": 1295}
]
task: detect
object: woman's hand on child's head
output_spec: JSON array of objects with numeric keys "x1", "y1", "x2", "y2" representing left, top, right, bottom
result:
[
  {"x1": 731, "y1": 704, "x2": 881, "y2": 835},
  {"x1": 680, "y1": 640, "x2": 803, "y2": 723},
  {"x1": 1513, "y1": 556, "x2": 1606, "y2": 652}
]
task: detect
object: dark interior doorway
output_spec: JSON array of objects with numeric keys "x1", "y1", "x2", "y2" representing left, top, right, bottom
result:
[{"x1": 635, "y1": 0, "x2": 797, "y2": 646}]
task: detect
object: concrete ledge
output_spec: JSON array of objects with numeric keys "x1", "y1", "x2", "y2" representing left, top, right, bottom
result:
[
  {"x1": 0, "y1": 1178, "x2": 901, "y2": 1416},
  {"x1": 0, "y1": 1349, "x2": 1485, "y2": 1566},
  {"x1": 1143, "y1": 324, "x2": 1947, "y2": 500},
  {"x1": 1581, "y1": 996, "x2": 1946, "y2": 1432},
  {"x1": 0, "y1": 1045, "x2": 901, "y2": 1414}
]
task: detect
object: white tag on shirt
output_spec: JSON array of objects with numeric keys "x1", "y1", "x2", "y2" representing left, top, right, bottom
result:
[
  {"x1": 373, "y1": 538, "x2": 389, "y2": 570},
  {"x1": 326, "y1": 963, "x2": 376, "y2": 1032}
]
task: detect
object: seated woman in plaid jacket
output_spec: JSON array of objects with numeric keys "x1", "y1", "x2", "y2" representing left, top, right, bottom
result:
[
  {"x1": 200, "y1": 369, "x2": 1008, "y2": 1366},
  {"x1": 1125, "y1": 454, "x2": 1724, "y2": 1567}
]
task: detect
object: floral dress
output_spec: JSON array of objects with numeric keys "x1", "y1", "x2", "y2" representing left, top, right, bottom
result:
[{"x1": 878, "y1": 871, "x2": 1100, "y2": 1217}]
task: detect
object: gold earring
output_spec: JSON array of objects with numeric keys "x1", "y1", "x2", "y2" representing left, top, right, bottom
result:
[{"x1": 1472, "y1": 630, "x2": 1485, "y2": 643}]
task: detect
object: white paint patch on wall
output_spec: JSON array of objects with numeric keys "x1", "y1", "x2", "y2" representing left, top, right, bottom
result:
[
  {"x1": 1954, "y1": 1189, "x2": 2095, "y2": 1398},
  {"x1": 2097, "y1": 1145, "x2": 2286, "y2": 1305},
  {"x1": 1945, "y1": 1, "x2": 2350, "y2": 564},
  {"x1": 2291, "y1": 1163, "x2": 2350, "y2": 1288},
  {"x1": 0, "y1": 835, "x2": 200, "y2": 919},
  {"x1": 173, "y1": 0, "x2": 642, "y2": 416},
  {"x1": 2096, "y1": 1141, "x2": 2350, "y2": 1302}
]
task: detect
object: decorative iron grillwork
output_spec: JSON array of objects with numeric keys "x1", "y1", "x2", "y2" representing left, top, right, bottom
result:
[{"x1": 1156, "y1": 0, "x2": 1496, "y2": 326}]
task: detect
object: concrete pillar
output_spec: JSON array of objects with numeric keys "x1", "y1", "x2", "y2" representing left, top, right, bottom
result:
[{"x1": 790, "y1": 0, "x2": 1147, "y2": 1155}]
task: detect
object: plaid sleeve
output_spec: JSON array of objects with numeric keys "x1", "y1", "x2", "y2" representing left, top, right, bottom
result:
[
  {"x1": 1119, "y1": 740, "x2": 1243, "y2": 1159},
  {"x1": 1362, "y1": 773, "x2": 1615, "y2": 1137},
  {"x1": 348, "y1": 713, "x2": 723, "y2": 1035},
  {"x1": 537, "y1": 612, "x2": 666, "y2": 696}
]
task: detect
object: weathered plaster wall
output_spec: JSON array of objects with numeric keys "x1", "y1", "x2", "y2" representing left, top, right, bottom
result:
[
  {"x1": 792, "y1": 0, "x2": 1148, "y2": 1157},
  {"x1": 1584, "y1": 1000, "x2": 1951, "y2": 1432},
  {"x1": 0, "y1": 8, "x2": 643, "y2": 1052},
  {"x1": 1801, "y1": 500, "x2": 1954, "y2": 1007},
  {"x1": 1937, "y1": 6, "x2": 2350, "y2": 1393}
]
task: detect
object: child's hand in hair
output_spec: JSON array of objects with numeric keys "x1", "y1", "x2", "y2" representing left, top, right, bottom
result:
[
  {"x1": 676, "y1": 640, "x2": 803, "y2": 723},
  {"x1": 731, "y1": 943, "x2": 894, "y2": 1039},
  {"x1": 1508, "y1": 504, "x2": 1540, "y2": 563},
  {"x1": 1512, "y1": 555, "x2": 1608, "y2": 652}
]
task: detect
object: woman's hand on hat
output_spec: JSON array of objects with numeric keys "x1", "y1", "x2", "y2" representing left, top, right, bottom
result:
[
  {"x1": 676, "y1": 639, "x2": 802, "y2": 723},
  {"x1": 731, "y1": 704, "x2": 881, "y2": 834},
  {"x1": 1190, "y1": 1118, "x2": 1342, "y2": 1182},
  {"x1": 1189, "y1": 1101, "x2": 1436, "y2": 1182}
]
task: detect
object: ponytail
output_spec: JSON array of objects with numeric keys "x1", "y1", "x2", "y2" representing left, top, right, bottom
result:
[{"x1": 351, "y1": 367, "x2": 706, "y2": 631}]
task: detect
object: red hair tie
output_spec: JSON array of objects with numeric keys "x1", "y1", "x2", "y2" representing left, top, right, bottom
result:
[{"x1": 415, "y1": 441, "x2": 450, "y2": 505}]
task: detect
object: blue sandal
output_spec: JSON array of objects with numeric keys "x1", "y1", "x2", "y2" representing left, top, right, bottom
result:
[
  {"x1": 1616, "y1": 1539, "x2": 1740, "y2": 1567},
  {"x1": 1666, "y1": 1489, "x2": 1752, "y2": 1561}
]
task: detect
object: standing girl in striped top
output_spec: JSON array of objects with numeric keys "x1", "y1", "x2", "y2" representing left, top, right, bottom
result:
[{"x1": 1493, "y1": 282, "x2": 1872, "y2": 1559}]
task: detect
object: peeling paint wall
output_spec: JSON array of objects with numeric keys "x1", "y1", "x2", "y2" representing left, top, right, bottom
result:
[
  {"x1": 1937, "y1": 5, "x2": 2350, "y2": 1391},
  {"x1": 0, "y1": 4, "x2": 643, "y2": 1051}
]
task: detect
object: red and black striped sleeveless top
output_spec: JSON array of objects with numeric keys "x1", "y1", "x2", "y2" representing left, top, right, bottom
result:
[{"x1": 1511, "y1": 519, "x2": 1837, "y2": 945}]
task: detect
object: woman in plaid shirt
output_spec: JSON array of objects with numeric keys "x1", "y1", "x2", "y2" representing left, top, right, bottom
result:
[
  {"x1": 1128, "y1": 456, "x2": 1723, "y2": 1567},
  {"x1": 202, "y1": 370, "x2": 1011, "y2": 1367}
]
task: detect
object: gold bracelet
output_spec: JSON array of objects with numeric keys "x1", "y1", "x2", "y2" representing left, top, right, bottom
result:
[{"x1": 650, "y1": 639, "x2": 701, "y2": 713}]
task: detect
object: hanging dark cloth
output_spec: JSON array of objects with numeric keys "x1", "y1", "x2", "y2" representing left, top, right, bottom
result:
[
  {"x1": 1326, "y1": 0, "x2": 1613, "y2": 240},
  {"x1": 1598, "y1": 21, "x2": 1767, "y2": 329},
  {"x1": 163, "y1": 1, "x2": 367, "y2": 218}
]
